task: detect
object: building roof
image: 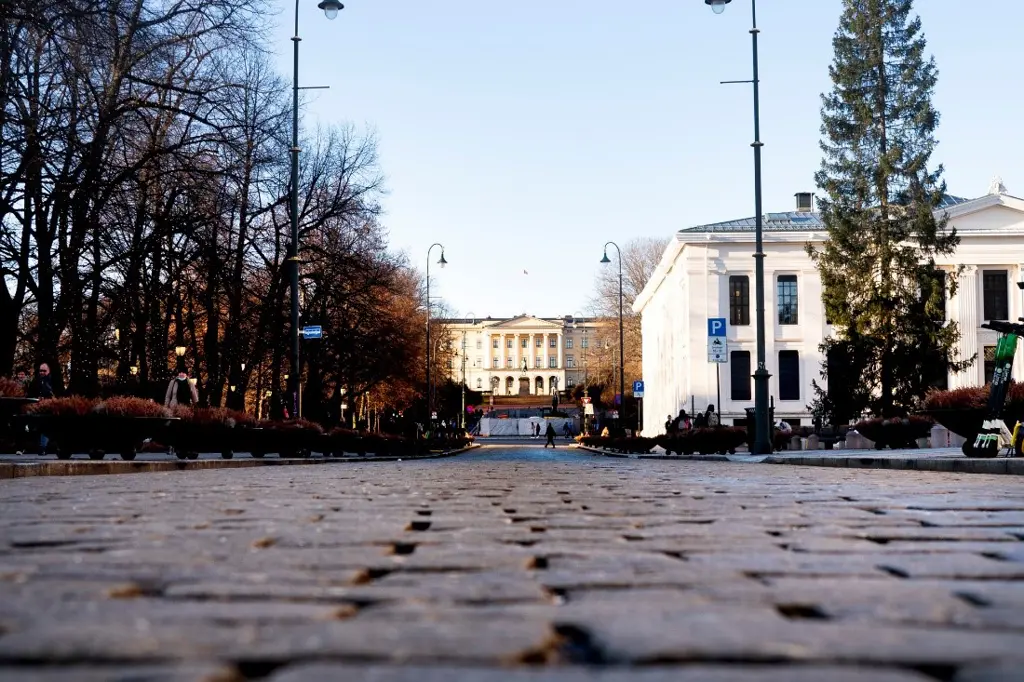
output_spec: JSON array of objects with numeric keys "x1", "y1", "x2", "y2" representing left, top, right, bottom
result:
[
  {"x1": 444, "y1": 315, "x2": 597, "y2": 326},
  {"x1": 679, "y1": 195, "x2": 972, "y2": 234}
]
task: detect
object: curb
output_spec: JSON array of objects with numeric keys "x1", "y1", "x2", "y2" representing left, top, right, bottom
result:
[
  {"x1": 0, "y1": 444, "x2": 480, "y2": 480},
  {"x1": 575, "y1": 445, "x2": 728, "y2": 461},
  {"x1": 575, "y1": 445, "x2": 1023, "y2": 475},
  {"x1": 762, "y1": 454, "x2": 1024, "y2": 476}
]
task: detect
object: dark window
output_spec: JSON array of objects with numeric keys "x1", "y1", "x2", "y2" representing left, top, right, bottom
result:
[
  {"x1": 778, "y1": 275, "x2": 798, "y2": 325},
  {"x1": 729, "y1": 276, "x2": 750, "y2": 326},
  {"x1": 730, "y1": 351, "x2": 751, "y2": 401},
  {"x1": 984, "y1": 345, "x2": 997, "y2": 385},
  {"x1": 983, "y1": 271, "x2": 1008, "y2": 321},
  {"x1": 778, "y1": 350, "x2": 800, "y2": 401}
]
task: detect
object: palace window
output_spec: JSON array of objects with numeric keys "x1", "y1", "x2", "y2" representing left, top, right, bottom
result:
[
  {"x1": 549, "y1": 338, "x2": 557, "y2": 348},
  {"x1": 729, "y1": 275, "x2": 750, "y2": 326},
  {"x1": 984, "y1": 346, "x2": 997, "y2": 384},
  {"x1": 476, "y1": 339, "x2": 482, "y2": 349},
  {"x1": 476, "y1": 356, "x2": 482, "y2": 367},
  {"x1": 778, "y1": 350, "x2": 800, "y2": 401},
  {"x1": 506, "y1": 357, "x2": 513, "y2": 368},
  {"x1": 492, "y1": 338, "x2": 499, "y2": 349},
  {"x1": 983, "y1": 270, "x2": 1009, "y2": 321},
  {"x1": 521, "y1": 338, "x2": 528, "y2": 348},
  {"x1": 581, "y1": 337, "x2": 589, "y2": 349},
  {"x1": 506, "y1": 339, "x2": 513, "y2": 349},
  {"x1": 535, "y1": 337, "x2": 542, "y2": 347},
  {"x1": 778, "y1": 275, "x2": 798, "y2": 325},
  {"x1": 730, "y1": 351, "x2": 751, "y2": 401},
  {"x1": 566, "y1": 338, "x2": 574, "y2": 349},
  {"x1": 476, "y1": 378, "x2": 482, "y2": 388},
  {"x1": 492, "y1": 357, "x2": 499, "y2": 369},
  {"x1": 566, "y1": 355, "x2": 575, "y2": 368},
  {"x1": 535, "y1": 356, "x2": 542, "y2": 368}
]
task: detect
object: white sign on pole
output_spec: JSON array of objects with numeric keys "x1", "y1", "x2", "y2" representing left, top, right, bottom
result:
[
  {"x1": 708, "y1": 337, "x2": 727, "y2": 363},
  {"x1": 584, "y1": 403, "x2": 595, "y2": 415}
]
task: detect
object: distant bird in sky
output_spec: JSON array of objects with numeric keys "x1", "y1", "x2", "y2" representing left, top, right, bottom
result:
[{"x1": 523, "y1": 270, "x2": 528, "y2": 275}]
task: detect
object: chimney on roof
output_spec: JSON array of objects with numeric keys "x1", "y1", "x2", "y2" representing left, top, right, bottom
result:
[{"x1": 795, "y1": 192, "x2": 815, "y2": 213}]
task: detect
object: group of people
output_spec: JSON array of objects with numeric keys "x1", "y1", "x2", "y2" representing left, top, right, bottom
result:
[
  {"x1": 664, "y1": 404, "x2": 720, "y2": 435},
  {"x1": 529, "y1": 421, "x2": 573, "y2": 442}
]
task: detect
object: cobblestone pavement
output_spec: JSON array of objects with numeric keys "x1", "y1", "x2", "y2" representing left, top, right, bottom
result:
[{"x1": 1, "y1": 446, "x2": 1023, "y2": 681}]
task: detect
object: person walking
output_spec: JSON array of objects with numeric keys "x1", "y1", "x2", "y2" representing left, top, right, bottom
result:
[
  {"x1": 28, "y1": 363, "x2": 60, "y2": 455},
  {"x1": 164, "y1": 368, "x2": 199, "y2": 409},
  {"x1": 544, "y1": 422, "x2": 557, "y2": 448}
]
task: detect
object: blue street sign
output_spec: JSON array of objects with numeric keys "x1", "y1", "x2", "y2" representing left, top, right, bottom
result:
[
  {"x1": 302, "y1": 325, "x2": 323, "y2": 340},
  {"x1": 633, "y1": 380, "x2": 645, "y2": 398},
  {"x1": 707, "y1": 318, "x2": 727, "y2": 337}
]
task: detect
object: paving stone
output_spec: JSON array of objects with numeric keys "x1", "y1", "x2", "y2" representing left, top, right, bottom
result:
[
  {"x1": 269, "y1": 664, "x2": 936, "y2": 682},
  {"x1": 1, "y1": 452, "x2": 1023, "y2": 677},
  {"x1": 0, "y1": 664, "x2": 240, "y2": 681}
]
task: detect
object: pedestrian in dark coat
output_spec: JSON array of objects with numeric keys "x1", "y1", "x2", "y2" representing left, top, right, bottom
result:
[{"x1": 544, "y1": 422, "x2": 556, "y2": 448}]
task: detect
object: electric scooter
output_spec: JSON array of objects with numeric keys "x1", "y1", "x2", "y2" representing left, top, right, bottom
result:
[{"x1": 973, "y1": 292, "x2": 1024, "y2": 458}]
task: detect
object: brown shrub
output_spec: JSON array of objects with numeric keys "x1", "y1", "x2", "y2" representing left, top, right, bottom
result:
[
  {"x1": 24, "y1": 396, "x2": 99, "y2": 416},
  {"x1": 185, "y1": 407, "x2": 256, "y2": 428},
  {"x1": 94, "y1": 397, "x2": 171, "y2": 418},
  {"x1": 0, "y1": 377, "x2": 26, "y2": 398}
]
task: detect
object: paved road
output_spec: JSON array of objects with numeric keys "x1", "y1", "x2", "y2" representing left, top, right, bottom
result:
[{"x1": 1, "y1": 445, "x2": 1023, "y2": 681}]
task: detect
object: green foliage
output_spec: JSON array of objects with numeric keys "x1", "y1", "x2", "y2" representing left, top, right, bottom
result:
[{"x1": 809, "y1": 0, "x2": 972, "y2": 420}]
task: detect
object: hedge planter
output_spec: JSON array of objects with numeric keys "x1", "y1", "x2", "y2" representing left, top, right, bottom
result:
[
  {"x1": 21, "y1": 414, "x2": 174, "y2": 460},
  {"x1": 579, "y1": 436, "x2": 657, "y2": 454},
  {"x1": 1, "y1": 397, "x2": 36, "y2": 448},
  {"x1": 167, "y1": 408, "x2": 256, "y2": 460},
  {"x1": 852, "y1": 416, "x2": 934, "y2": 450},
  {"x1": 248, "y1": 420, "x2": 324, "y2": 458},
  {"x1": 656, "y1": 427, "x2": 747, "y2": 456}
]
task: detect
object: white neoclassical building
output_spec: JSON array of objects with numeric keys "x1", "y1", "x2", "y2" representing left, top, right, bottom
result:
[
  {"x1": 442, "y1": 315, "x2": 602, "y2": 398},
  {"x1": 634, "y1": 180, "x2": 1024, "y2": 435}
]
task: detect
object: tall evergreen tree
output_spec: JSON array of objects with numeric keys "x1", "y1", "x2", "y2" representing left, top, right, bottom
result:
[{"x1": 809, "y1": 0, "x2": 972, "y2": 422}]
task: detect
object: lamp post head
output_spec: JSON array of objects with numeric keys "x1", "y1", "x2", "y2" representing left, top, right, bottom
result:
[
  {"x1": 130, "y1": 365, "x2": 139, "y2": 376},
  {"x1": 600, "y1": 251, "x2": 611, "y2": 264},
  {"x1": 705, "y1": 0, "x2": 731, "y2": 14},
  {"x1": 438, "y1": 251, "x2": 447, "y2": 269},
  {"x1": 174, "y1": 346, "x2": 186, "y2": 357},
  {"x1": 317, "y1": 0, "x2": 344, "y2": 20}
]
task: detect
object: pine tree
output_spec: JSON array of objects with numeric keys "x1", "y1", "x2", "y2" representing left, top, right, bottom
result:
[{"x1": 808, "y1": 0, "x2": 972, "y2": 422}]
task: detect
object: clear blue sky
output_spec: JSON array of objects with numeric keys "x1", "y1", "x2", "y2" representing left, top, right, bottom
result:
[{"x1": 274, "y1": 0, "x2": 1024, "y2": 319}]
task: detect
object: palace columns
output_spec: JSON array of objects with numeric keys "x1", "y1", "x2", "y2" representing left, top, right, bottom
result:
[{"x1": 955, "y1": 265, "x2": 979, "y2": 388}]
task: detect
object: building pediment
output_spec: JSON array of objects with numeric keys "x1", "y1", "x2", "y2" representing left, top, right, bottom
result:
[{"x1": 485, "y1": 315, "x2": 563, "y2": 331}]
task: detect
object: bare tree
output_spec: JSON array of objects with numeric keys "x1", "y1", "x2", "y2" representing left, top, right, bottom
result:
[{"x1": 587, "y1": 237, "x2": 667, "y2": 392}]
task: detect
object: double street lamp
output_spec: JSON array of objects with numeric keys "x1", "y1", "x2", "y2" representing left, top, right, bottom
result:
[
  {"x1": 600, "y1": 242, "x2": 625, "y2": 423},
  {"x1": 288, "y1": 0, "x2": 344, "y2": 419},
  {"x1": 703, "y1": 0, "x2": 771, "y2": 454},
  {"x1": 425, "y1": 243, "x2": 447, "y2": 421}
]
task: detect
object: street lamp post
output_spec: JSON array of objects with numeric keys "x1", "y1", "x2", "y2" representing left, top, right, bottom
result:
[
  {"x1": 288, "y1": 0, "x2": 343, "y2": 419},
  {"x1": 460, "y1": 330, "x2": 467, "y2": 429},
  {"x1": 703, "y1": 0, "x2": 771, "y2": 454},
  {"x1": 425, "y1": 243, "x2": 446, "y2": 422},
  {"x1": 601, "y1": 242, "x2": 625, "y2": 426}
]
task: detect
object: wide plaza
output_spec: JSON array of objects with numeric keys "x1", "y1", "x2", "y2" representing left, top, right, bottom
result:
[{"x1": 0, "y1": 446, "x2": 1022, "y2": 681}]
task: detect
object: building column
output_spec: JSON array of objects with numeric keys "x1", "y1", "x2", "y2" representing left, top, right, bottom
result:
[{"x1": 956, "y1": 265, "x2": 979, "y2": 388}]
